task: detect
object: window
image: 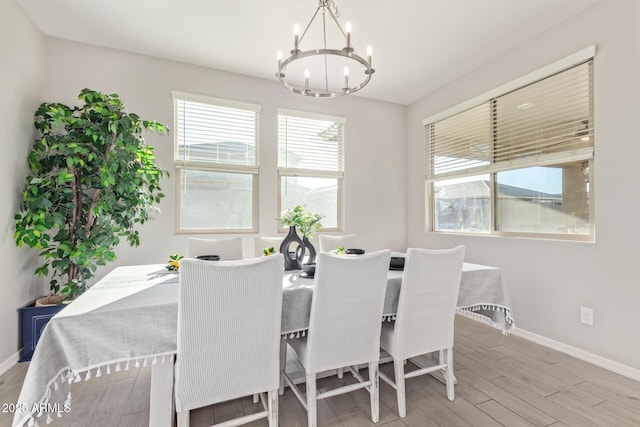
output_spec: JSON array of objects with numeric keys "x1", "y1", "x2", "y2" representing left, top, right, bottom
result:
[
  {"x1": 173, "y1": 91, "x2": 260, "y2": 232},
  {"x1": 278, "y1": 109, "x2": 345, "y2": 230},
  {"x1": 425, "y1": 48, "x2": 594, "y2": 240}
]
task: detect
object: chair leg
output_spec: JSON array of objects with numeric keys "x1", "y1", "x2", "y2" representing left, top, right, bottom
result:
[
  {"x1": 177, "y1": 410, "x2": 189, "y2": 427},
  {"x1": 368, "y1": 362, "x2": 380, "y2": 423},
  {"x1": 393, "y1": 358, "x2": 406, "y2": 418},
  {"x1": 279, "y1": 339, "x2": 287, "y2": 395},
  {"x1": 253, "y1": 393, "x2": 259, "y2": 403},
  {"x1": 306, "y1": 371, "x2": 317, "y2": 427},
  {"x1": 445, "y1": 348, "x2": 455, "y2": 401},
  {"x1": 337, "y1": 367, "x2": 344, "y2": 379},
  {"x1": 268, "y1": 389, "x2": 278, "y2": 427}
]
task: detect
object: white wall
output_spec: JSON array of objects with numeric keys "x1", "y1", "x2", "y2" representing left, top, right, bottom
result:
[
  {"x1": 406, "y1": 0, "x2": 640, "y2": 370},
  {"x1": 42, "y1": 38, "x2": 407, "y2": 282},
  {"x1": 0, "y1": 2, "x2": 45, "y2": 363}
]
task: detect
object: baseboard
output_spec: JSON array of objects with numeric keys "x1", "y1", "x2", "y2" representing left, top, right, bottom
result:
[
  {"x1": 0, "y1": 350, "x2": 20, "y2": 377},
  {"x1": 510, "y1": 327, "x2": 640, "y2": 382}
]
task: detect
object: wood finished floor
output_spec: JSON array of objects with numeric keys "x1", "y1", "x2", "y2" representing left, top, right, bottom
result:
[{"x1": 2, "y1": 315, "x2": 640, "y2": 427}]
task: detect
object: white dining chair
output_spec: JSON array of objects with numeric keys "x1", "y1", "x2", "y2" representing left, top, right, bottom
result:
[
  {"x1": 174, "y1": 255, "x2": 284, "y2": 427},
  {"x1": 254, "y1": 236, "x2": 285, "y2": 257},
  {"x1": 186, "y1": 237, "x2": 243, "y2": 260},
  {"x1": 318, "y1": 234, "x2": 359, "y2": 252},
  {"x1": 281, "y1": 250, "x2": 391, "y2": 427},
  {"x1": 379, "y1": 246, "x2": 465, "y2": 418}
]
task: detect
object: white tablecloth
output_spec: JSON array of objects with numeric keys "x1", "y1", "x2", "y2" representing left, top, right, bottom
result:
[{"x1": 14, "y1": 262, "x2": 513, "y2": 427}]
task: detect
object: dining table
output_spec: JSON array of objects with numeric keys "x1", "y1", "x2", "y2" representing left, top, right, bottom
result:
[{"x1": 13, "y1": 260, "x2": 514, "y2": 427}]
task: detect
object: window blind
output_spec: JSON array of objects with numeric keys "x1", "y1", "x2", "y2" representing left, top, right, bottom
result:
[
  {"x1": 278, "y1": 110, "x2": 345, "y2": 178},
  {"x1": 427, "y1": 60, "x2": 594, "y2": 181},
  {"x1": 427, "y1": 103, "x2": 492, "y2": 178},
  {"x1": 174, "y1": 94, "x2": 259, "y2": 173}
]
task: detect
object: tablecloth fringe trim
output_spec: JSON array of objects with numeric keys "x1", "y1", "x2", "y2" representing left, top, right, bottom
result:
[
  {"x1": 282, "y1": 329, "x2": 307, "y2": 339},
  {"x1": 15, "y1": 351, "x2": 177, "y2": 427},
  {"x1": 457, "y1": 304, "x2": 515, "y2": 335},
  {"x1": 281, "y1": 314, "x2": 400, "y2": 339}
]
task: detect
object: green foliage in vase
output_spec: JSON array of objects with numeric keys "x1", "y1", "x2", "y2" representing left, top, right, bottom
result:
[
  {"x1": 297, "y1": 212, "x2": 325, "y2": 238},
  {"x1": 279, "y1": 205, "x2": 325, "y2": 237},
  {"x1": 14, "y1": 88, "x2": 169, "y2": 298},
  {"x1": 263, "y1": 246, "x2": 276, "y2": 256},
  {"x1": 279, "y1": 205, "x2": 305, "y2": 227}
]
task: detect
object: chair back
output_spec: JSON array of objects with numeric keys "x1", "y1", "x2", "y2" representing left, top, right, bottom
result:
[
  {"x1": 254, "y1": 236, "x2": 285, "y2": 257},
  {"x1": 186, "y1": 237, "x2": 243, "y2": 260},
  {"x1": 174, "y1": 254, "x2": 284, "y2": 412},
  {"x1": 318, "y1": 234, "x2": 359, "y2": 252},
  {"x1": 392, "y1": 246, "x2": 465, "y2": 359},
  {"x1": 306, "y1": 250, "x2": 390, "y2": 373}
]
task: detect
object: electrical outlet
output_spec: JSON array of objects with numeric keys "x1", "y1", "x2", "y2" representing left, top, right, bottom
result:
[{"x1": 580, "y1": 307, "x2": 594, "y2": 326}]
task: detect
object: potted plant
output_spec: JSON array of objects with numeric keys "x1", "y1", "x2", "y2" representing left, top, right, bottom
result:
[
  {"x1": 278, "y1": 206, "x2": 324, "y2": 269},
  {"x1": 14, "y1": 88, "x2": 168, "y2": 360}
]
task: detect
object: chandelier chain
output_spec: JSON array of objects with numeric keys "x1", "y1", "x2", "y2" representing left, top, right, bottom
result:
[{"x1": 322, "y1": 0, "x2": 340, "y2": 18}]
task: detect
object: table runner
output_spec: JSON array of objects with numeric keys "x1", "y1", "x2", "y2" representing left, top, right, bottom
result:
[{"x1": 14, "y1": 262, "x2": 513, "y2": 426}]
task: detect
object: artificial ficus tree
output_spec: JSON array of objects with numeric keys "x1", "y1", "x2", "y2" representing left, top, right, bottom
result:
[{"x1": 14, "y1": 88, "x2": 169, "y2": 298}]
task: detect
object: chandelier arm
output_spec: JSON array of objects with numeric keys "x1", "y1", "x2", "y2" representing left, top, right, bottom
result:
[
  {"x1": 299, "y1": 5, "x2": 323, "y2": 44},
  {"x1": 326, "y1": 6, "x2": 347, "y2": 39}
]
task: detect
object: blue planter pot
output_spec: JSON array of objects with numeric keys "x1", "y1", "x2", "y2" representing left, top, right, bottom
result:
[{"x1": 19, "y1": 300, "x2": 66, "y2": 362}]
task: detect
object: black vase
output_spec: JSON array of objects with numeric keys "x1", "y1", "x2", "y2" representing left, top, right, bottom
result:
[
  {"x1": 303, "y1": 236, "x2": 317, "y2": 265},
  {"x1": 280, "y1": 226, "x2": 304, "y2": 270}
]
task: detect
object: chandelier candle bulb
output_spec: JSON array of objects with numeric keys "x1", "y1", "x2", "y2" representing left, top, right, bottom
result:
[
  {"x1": 277, "y1": 51, "x2": 283, "y2": 69},
  {"x1": 304, "y1": 69, "x2": 310, "y2": 91},
  {"x1": 345, "y1": 21, "x2": 352, "y2": 48},
  {"x1": 367, "y1": 46, "x2": 373, "y2": 66},
  {"x1": 344, "y1": 67, "x2": 349, "y2": 90},
  {"x1": 294, "y1": 24, "x2": 300, "y2": 51}
]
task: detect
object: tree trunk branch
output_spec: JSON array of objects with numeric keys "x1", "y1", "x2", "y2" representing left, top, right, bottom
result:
[{"x1": 85, "y1": 135, "x2": 116, "y2": 238}]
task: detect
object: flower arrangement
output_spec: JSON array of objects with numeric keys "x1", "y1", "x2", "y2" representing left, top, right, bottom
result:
[
  {"x1": 298, "y1": 212, "x2": 325, "y2": 238},
  {"x1": 165, "y1": 253, "x2": 184, "y2": 271},
  {"x1": 263, "y1": 247, "x2": 276, "y2": 256},
  {"x1": 279, "y1": 205, "x2": 325, "y2": 237},
  {"x1": 279, "y1": 205, "x2": 305, "y2": 228}
]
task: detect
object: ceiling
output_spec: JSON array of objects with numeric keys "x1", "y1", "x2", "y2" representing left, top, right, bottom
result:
[{"x1": 17, "y1": 0, "x2": 600, "y2": 105}]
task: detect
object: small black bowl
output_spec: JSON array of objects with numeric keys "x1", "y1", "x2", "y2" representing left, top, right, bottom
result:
[
  {"x1": 389, "y1": 257, "x2": 405, "y2": 270},
  {"x1": 196, "y1": 255, "x2": 220, "y2": 261},
  {"x1": 346, "y1": 248, "x2": 365, "y2": 255},
  {"x1": 299, "y1": 263, "x2": 316, "y2": 278}
]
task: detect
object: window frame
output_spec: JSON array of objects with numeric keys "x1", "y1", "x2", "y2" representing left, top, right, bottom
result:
[
  {"x1": 277, "y1": 108, "x2": 346, "y2": 232},
  {"x1": 172, "y1": 91, "x2": 260, "y2": 234},
  {"x1": 424, "y1": 46, "x2": 596, "y2": 241}
]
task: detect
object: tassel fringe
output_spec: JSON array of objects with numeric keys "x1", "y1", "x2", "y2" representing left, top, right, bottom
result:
[
  {"x1": 13, "y1": 351, "x2": 177, "y2": 427},
  {"x1": 457, "y1": 304, "x2": 515, "y2": 335}
]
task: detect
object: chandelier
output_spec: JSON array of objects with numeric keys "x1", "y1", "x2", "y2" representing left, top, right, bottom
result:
[{"x1": 276, "y1": 0, "x2": 375, "y2": 98}]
